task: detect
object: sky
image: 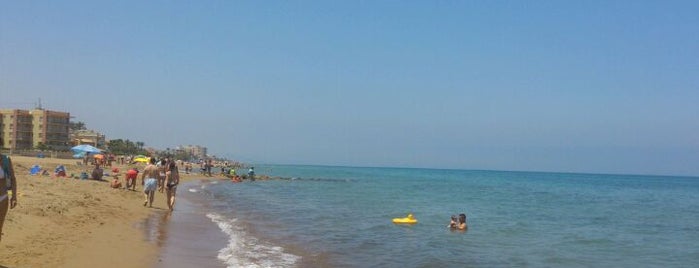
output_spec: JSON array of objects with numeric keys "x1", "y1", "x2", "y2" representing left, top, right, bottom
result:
[{"x1": 1, "y1": 1, "x2": 698, "y2": 176}]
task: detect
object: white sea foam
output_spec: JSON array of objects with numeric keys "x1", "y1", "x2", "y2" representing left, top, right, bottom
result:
[
  {"x1": 207, "y1": 213, "x2": 300, "y2": 268},
  {"x1": 188, "y1": 188, "x2": 198, "y2": 193}
]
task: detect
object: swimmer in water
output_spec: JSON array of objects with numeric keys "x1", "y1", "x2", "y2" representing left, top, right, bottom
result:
[
  {"x1": 447, "y1": 215, "x2": 458, "y2": 228},
  {"x1": 457, "y1": 213, "x2": 467, "y2": 230}
]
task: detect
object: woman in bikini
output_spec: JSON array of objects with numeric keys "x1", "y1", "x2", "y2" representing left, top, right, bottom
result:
[
  {"x1": 164, "y1": 161, "x2": 180, "y2": 211},
  {"x1": 1, "y1": 154, "x2": 18, "y2": 243}
]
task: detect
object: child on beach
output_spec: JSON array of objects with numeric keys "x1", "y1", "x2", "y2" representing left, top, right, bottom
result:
[
  {"x1": 110, "y1": 176, "x2": 122, "y2": 189},
  {"x1": 54, "y1": 165, "x2": 67, "y2": 177}
]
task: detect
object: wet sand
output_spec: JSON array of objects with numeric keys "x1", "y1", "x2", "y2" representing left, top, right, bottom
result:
[{"x1": 153, "y1": 185, "x2": 227, "y2": 268}]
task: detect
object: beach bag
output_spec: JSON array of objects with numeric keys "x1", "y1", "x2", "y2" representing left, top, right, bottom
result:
[{"x1": 2, "y1": 155, "x2": 11, "y2": 188}]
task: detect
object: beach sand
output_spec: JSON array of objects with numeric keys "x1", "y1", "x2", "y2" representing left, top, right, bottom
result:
[{"x1": 0, "y1": 155, "x2": 199, "y2": 268}]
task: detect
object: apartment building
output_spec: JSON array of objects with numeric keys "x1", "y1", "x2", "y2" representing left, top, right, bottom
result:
[
  {"x1": 180, "y1": 145, "x2": 208, "y2": 160},
  {"x1": 0, "y1": 108, "x2": 71, "y2": 150},
  {"x1": 72, "y1": 129, "x2": 106, "y2": 148}
]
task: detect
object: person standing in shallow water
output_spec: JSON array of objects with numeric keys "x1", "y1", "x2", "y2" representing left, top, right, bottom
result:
[
  {"x1": 248, "y1": 167, "x2": 255, "y2": 181},
  {"x1": 165, "y1": 161, "x2": 180, "y2": 211},
  {"x1": 206, "y1": 159, "x2": 213, "y2": 177},
  {"x1": 141, "y1": 158, "x2": 159, "y2": 207}
]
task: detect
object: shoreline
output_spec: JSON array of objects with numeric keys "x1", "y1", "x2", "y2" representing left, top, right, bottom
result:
[
  {"x1": 0, "y1": 155, "x2": 207, "y2": 267},
  {"x1": 153, "y1": 182, "x2": 227, "y2": 268}
]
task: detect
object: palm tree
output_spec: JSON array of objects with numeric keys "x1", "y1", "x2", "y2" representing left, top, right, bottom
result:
[{"x1": 69, "y1": 121, "x2": 87, "y2": 131}]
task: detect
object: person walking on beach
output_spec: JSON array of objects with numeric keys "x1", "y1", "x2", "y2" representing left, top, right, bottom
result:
[
  {"x1": 165, "y1": 161, "x2": 180, "y2": 211},
  {"x1": 157, "y1": 158, "x2": 168, "y2": 193},
  {"x1": 0, "y1": 153, "x2": 18, "y2": 243},
  {"x1": 141, "y1": 158, "x2": 159, "y2": 207}
]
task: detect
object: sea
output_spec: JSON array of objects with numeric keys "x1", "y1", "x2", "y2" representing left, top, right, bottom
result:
[{"x1": 149, "y1": 165, "x2": 699, "y2": 268}]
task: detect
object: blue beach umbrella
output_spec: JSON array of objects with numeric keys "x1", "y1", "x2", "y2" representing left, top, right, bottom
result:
[{"x1": 71, "y1": 144, "x2": 102, "y2": 154}]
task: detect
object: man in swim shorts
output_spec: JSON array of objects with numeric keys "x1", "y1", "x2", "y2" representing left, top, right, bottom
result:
[{"x1": 141, "y1": 158, "x2": 159, "y2": 207}]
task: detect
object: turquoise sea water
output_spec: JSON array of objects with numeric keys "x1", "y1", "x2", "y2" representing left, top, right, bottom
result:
[{"x1": 165, "y1": 165, "x2": 699, "y2": 267}]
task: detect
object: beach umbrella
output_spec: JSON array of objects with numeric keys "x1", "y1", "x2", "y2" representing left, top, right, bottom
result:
[
  {"x1": 133, "y1": 157, "x2": 150, "y2": 163},
  {"x1": 73, "y1": 152, "x2": 86, "y2": 159},
  {"x1": 71, "y1": 144, "x2": 101, "y2": 154}
]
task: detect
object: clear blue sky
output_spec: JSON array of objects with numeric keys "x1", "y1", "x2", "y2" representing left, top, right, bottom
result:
[{"x1": 2, "y1": 1, "x2": 698, "y2": 176}]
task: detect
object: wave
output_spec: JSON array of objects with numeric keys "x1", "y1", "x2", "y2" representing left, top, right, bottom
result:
[
  {"x1": 277, "y1": 177, "x2": 354, "y2": 183},
  {"x1": 207, "y1": 213, "x2": 300, "y2": 268}
]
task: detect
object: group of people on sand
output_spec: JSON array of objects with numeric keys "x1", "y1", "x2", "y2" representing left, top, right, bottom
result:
[
  {"x1": 448, "y1": 213, "x2": 468, "y2": 230},
  {"x1": 83, "y1": 152, "x2": 117, "y2": 167},
  {"x1": 106, "y1": 157, "x2": 180, "y2": 211}
]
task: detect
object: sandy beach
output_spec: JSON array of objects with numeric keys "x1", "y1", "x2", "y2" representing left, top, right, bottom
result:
[{"x1": 0, "y1": 155, "x2": 198, "y2": 268}]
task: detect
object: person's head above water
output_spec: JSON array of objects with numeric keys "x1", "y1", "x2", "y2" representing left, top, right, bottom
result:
[{"x1": 458, "y1": 214, "x2": 466, "y2": 223}]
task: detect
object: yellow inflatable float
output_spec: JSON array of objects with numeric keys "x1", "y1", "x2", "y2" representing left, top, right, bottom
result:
[{"x1": 392, "y1": 213, "x2": 418, "y2": 224}]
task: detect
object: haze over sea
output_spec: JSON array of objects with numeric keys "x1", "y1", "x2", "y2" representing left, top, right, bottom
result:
[{"x1": 155, "y1": 165, "x2": 699, "y2": 267}]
